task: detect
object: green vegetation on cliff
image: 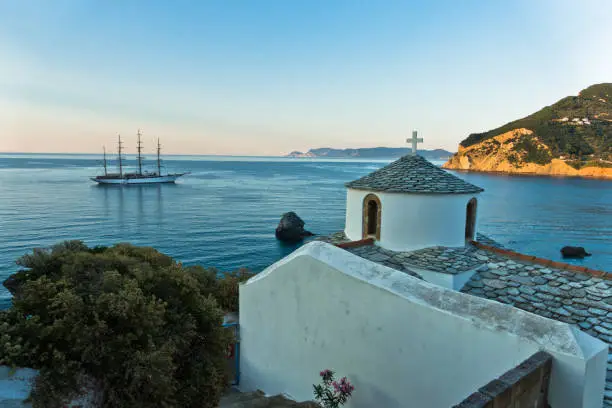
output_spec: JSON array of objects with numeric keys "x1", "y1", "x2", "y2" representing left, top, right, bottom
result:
[
  {"x1": 0, "y1": 241, "x2": 253, "y2": 408},
  {"x1": 460, "y1": 83, "x2": 612, "y2": 161}
]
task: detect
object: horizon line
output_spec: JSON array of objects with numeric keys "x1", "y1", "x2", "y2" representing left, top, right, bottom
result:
[{"x1": 0, "y1": 146, "x2": 455, "y2": 157}]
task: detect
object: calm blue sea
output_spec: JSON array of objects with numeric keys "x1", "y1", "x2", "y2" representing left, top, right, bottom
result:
[{"x1": 1, "y1": 154, "x2": 611, "y2": 308}]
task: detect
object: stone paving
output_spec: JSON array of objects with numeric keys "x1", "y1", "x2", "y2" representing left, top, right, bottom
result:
[
  {"x1": 346, "y1": 244, "x2": 422, "y2": 279},
  {"x1": 313, "y1": 231, "x2": 350, "y2": 245},
  {"x1": 316, "y1": 231, "x2": 611, "y2": 407},
  {"x1": 397, "y1": 245, "x2": 486, "y2": 274},
  {"x1": 317, "y1": 232, "x2": 496, "y2": 275},
  {"x1": 461, "y1": 253, "x2": 612, "y2": 408},
  {"x1": 219, "y1": 389, "x2": 317, "y2": 407}
]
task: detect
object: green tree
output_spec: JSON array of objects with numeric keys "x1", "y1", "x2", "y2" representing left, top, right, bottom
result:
[{"x1": 0, "y1": 241, "x2": 252, "y2": 408}]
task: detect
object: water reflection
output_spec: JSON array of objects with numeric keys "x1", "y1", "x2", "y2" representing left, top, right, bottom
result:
[
  {"x1": 137, "y1": 186, "x2": 144, "y2": 226},
  {"x1": 95, "y1": 184, "x2": 176, "y2": 229}
]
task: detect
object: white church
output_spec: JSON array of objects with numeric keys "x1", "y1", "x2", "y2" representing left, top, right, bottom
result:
[
  {"x1": 236, "y1": 132, "x2": 610, "y2": 408},
  {"x1": 343, "y1": 140, "x2": 483, "y2": 251}
]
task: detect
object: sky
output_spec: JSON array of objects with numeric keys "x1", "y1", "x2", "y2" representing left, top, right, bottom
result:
[{"x1": 0, "y1": 1, "x2": 611, "y2": 156}]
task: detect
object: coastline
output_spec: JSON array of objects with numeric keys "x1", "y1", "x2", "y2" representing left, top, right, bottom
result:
[
  {"x1": 443, "y1": 156, "x2": 612, "y2": 180},
  {"x1": 443, "y1": 166, "x2": 612, "y2": 180},
  {"x1": 443, "y1": 128, "x2": 612, "y2": 180}
]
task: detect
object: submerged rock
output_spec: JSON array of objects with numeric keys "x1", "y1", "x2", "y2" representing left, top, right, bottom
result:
[
  {"x1": 275, "y1": 212, "x2": 314, "y2": 243},
  {"x1": 560, "y1": 246, "x2": 591, "y2": 259},
  {"x1": 2, "y1": 273, "x2": 23, "y2": 296}
]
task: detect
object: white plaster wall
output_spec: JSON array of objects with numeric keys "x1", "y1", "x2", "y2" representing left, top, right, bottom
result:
[
  {"x1": 344, "y1": 188, "x2": 369, "y2": 242},
  {"x1": 344, "y1": 188, "x2": 479, "y2": 251},
  {"x1": 239, "y1": 242, "x2": 607, "y2": 408}
]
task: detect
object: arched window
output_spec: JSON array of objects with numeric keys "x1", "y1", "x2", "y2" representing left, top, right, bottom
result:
[
  {"x1": 465, "y1": 197, "x2": 478, "y2": 241},
  {"x1": 362, "y1": 194, "x2": 382, "y2": 240}
]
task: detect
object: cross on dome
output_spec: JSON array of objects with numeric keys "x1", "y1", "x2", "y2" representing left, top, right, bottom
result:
[{"x1": 406, "y1": 130, "x2": 423, "y2": 155}]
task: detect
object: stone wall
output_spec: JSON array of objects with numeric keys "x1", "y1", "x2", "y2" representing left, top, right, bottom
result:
[{"x1": 453, "y1": 351, "x2": 552, "y2": 407}]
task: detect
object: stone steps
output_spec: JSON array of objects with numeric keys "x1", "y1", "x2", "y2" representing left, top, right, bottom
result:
[{"x1": 218, "y1": 390, "x2": 318, "y2": 408}]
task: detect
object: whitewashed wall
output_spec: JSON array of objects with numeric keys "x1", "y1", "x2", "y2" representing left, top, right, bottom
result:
[
  {"x1": 344, "y1": 188, "x2": 479, "y2": 251},
  {"x1": 239, "y1": 242, "x2": 607, "y2": 408}
]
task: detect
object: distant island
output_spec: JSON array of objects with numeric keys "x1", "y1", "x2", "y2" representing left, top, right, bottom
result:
[
  {"x1": 286, "y1": 147, "x2": 453, "y2": 160},
  {"x1": 444, "y1": 83, "x2": 612, "y2": 178}
]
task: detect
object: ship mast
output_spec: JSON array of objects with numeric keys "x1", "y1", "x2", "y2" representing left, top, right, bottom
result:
[
  {"x1": 103, "y1": 146, "x2": 108, "y2": 176},
  {"x1": 117, "y1": 134, "x2": 124, "y2": 177},
  {"x1": 137, "y1": 129, "x2": 143, "y2": 176},
  {"x1": 157, "y1": 138, "x2": 162, "y2": 176}
]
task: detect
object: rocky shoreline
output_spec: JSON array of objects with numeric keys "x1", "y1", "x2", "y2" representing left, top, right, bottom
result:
[
  {"x1": 443, "y1": 129, "x2": 612, "y2": 179},
  {"x1": 443, "y1": 160, "x2": 612, "y2": 180}
]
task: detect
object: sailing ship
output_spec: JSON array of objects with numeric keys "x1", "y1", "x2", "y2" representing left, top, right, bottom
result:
[{"x1": 91, "y1": 130, "x2": 188, "y2": 184}]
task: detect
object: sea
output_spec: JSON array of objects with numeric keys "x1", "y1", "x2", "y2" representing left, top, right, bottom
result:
[{"x1": 1, "y1": 153, "x2": 611, "y2": 308}]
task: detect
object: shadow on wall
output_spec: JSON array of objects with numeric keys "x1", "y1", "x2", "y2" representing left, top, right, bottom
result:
[{"x1": 348, "y1": 374, "x2": 401, "y2": 408}]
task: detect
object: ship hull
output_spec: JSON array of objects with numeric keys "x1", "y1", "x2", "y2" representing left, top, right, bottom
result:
[{"x1": 91, "y1": 174, "x2": 186, "y2": 185}]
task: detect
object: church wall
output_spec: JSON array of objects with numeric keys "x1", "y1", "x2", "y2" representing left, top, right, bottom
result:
[
  {"x1": 345, "y1": 188, "x2": 479, "y2": 251},
  {"x1": 378, "y1": 192, "x2": 477, "y2": 251},
  {"x1": 239, "y1": 243, "x2": 607, "y2": 408},
  {"x1": 344, "y1": 188, "x2": 370, "y2": 241}
]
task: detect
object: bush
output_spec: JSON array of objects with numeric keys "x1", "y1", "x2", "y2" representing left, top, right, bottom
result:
[
  {"x1": 0, "y1": 241, "x2": 253, "y2": 408},
  {"x1": 507, "y1": 153, "x2": 520, "y2": 167},
  {"x1": 186, "y1": 266, "x2": 254, "y2": 313},
  {"x1": 313, "y1": 369, "x2": 354, "y2": 408},
  {"x1": 565, "y1": 159, "x2": 612, "y2": 169},
  {"x1": 513, "y1": 136, "x2": 552, "y2": 165}
]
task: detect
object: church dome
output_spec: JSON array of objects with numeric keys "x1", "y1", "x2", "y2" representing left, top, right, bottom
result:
[
  {"x1": 344, "y1": 154, "x2": 484, "y2": 252},
  {"x1": 345, "y1": 154, "x2": 483, "y2": 194}
]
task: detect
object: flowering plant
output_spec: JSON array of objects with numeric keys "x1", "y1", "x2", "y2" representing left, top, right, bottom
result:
[{"x1": 313, "y1": 369, "x2": 355, "y2": 408}]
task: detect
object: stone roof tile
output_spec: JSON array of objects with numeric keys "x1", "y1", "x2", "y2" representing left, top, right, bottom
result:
[{"x1": 345, "y1": 154, "x2": 484, "y2": 194}]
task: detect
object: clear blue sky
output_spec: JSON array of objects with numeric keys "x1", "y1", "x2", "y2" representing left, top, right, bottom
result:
[{"x1": 1, "y1": 0, "x2": 610, "y2": 155}]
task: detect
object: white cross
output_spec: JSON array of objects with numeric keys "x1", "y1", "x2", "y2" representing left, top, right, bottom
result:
[{"x1": 406, "y1": 130, "x2": 423, "y2": 155}]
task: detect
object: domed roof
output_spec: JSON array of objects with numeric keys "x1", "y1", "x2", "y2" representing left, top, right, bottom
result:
[{"x1": 345, "y1": 154, "x2": 484, "y2": 194}]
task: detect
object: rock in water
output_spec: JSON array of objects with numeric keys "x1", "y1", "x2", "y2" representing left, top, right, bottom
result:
[
  {"x1": 275, "y1": 212, "x2": 314, "y2": 242},
  {"x1": 560, "y1": 246, "x2": 591, "y2": 259},
  {"x1": 2, "y1": 273, "x2": 22, "y2": 296}
]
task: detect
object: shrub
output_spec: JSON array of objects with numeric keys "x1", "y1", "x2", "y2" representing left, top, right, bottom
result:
[
  {"x1": 513, "y1": 136, "x2": 552, "y2": 165},
  {"x1": 186, "y1": 266, "x2": 254, "y2": 312},
  {"x1": 507, "y1": 153, "x2": 520, "y2": 167},
  {"x1": 313, "y1": 369, "x2": 354, "y2": 408},
  {"x1": 0, "y1": 241, "x2": 251, "y2": 408}
]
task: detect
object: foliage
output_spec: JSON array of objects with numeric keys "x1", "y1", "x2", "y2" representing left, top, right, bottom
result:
[
  {"x1": 0, "y1": 241, "x2": 252, "y2": 408},
  {"x1": 565, "y1": 159, "x2": 612, "y2": 170},
  {"x1": 186, "y1": 266, "x2": 254, "y2": 313},
  {"x1": 507, "y1": 153, "x2": 520, "y2": 167},
  {"x1": 512, "y1": 136, "x2": 552, "y2": 165},
  {"x1": 313, "y1": 369, "x2": 354, "y2": 408},
  {"x1": 460, "y1": 83, "x2": 612, "y2": 161},
  {"x1": 584, "y1": 160, "x2": 612, "y2": 168}
]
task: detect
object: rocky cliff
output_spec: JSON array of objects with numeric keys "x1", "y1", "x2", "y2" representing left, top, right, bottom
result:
[
  {"x1": 444, "y1": 83, "x2": 612, "y2": 178},
  {"x1": 443, "y1": 129, "x2": 612, "y2": 178}
]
